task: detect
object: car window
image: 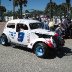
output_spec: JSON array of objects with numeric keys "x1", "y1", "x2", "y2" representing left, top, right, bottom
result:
[
  {"x1": 22, "y1": 24, "x2": 28, "y2": 30},
  {"x1": 16, "y1": 23, "x2": 28, "y2": 32},
  {"x1": 29, "y1": 23, "x2": 44, "y2": 29},
  {"x1": 7, "y1": 23, "x2": 15, "y2": 28}
]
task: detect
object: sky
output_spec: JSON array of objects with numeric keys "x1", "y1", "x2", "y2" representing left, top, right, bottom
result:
[{"x1": 1, "y1": 0, "x2": 67, "y2": 12}]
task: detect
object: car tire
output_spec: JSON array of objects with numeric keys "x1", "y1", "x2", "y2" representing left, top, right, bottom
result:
[
  {"x1": 1, "y1": 35, "x2": 8, "y2": 46},
  {"x1": 34, "y1": 42, "x2": 48, "y2": 58}
]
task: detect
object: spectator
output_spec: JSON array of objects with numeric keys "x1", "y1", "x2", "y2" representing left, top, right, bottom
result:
[
  {"x1": 55, "y1": 23, "x2": 65, "y2": 36},
  {"x1": 63, "y1": 17, "x2": 72, "y2": 37},
  {"x1": 48, "y1": 18, "x2": 55, "y2": 31},
  {"x1": 62, "y1": 17, "x2": 69, "y2": 29},
  {"x1": 43, "y1": 20, "x2": 49, "y2": 30}
]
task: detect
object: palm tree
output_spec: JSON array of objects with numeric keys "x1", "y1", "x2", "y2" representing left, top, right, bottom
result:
[
  {"x1": 57, "y1": 3, "x2": 67, "y2": 17},
  {"x1": 15, "y1": 0, "x2": 27, "y2": 18},
  {"x1": 9, "y1": 0, "x2": 27, "y2": 18},
  {"x1": 0, "y1": 0, "x2": 6, "y2": 21},
  {"x1": 0, "y1": 6, "x2": 6, "y2": 21},
  {"x1": 45, "y1": 2, "x2": 57, "y2": 18},
  {"x1": 9, "y1": 0, "x2": 15, "y2": 18},
  {"x1": 50, "y1": 0, "x2": 52, "y2": 18}
]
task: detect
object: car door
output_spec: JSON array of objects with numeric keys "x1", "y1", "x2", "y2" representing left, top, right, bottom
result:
[
  {"x1": 15, "y1": 23, "x2": 30, "y2": 45},
  {"x1": 6, "y1": 23, "x2": 17, "y2": 43}
]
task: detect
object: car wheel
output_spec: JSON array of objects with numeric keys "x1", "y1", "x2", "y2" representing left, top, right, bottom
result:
[
  {"x1": 1, "y1": 35, "x2": 8, "y2": 46},
  {"x1": 34, "y1": 42, "x2": 48, "y2": 58}
]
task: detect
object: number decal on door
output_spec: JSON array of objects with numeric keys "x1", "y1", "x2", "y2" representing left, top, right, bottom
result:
[{"x1": 18, "y1": 32, "x2": 25, "y2": 42}]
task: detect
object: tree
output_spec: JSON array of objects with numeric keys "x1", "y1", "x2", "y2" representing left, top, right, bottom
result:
[
  {"x1": 15, "y1": 9, "x2": 21, "y2": 18},
  {"x1": 44, "y1": 2, "x2": 57, "y2": 18},
  {"x1": 66, "y1": 0, "x2": 71, "y2": 18},
  {"x1": 4, "y1": 11, "x2": 13, "y2": 16},
  {"x1": 15, "y1": 0, "x2": 27, "y2": 18},
  {"x1": 0, "y1": 0, "x2": 1, "y2": 5},
  {"x1": 9, "y1": 0, "x2": 27, "y2": 18},
  {"x1": 56, "y1": 3, "x2": 67, "y2": 17},
  {"x1": 66, "y1": 0, "x2": 70, "y2": 11},
  {"x1": 44, "y1": 1, "x2": 69, "y2": 18},
  {"x1": 30, "y1": 10, "x2": 44, "y2": 17},
  {"x1": 0, "y1": 6, "x2": 6, "y2": 12},
  {"x1": 66, "y1": 0, "x2": 70, "y2": 4},
  {"x1": 25, "y1": 10, "x2": 29, "y2": 13},
  {"x1": 0, "y1": 6, "x2": 6, "y2": 21}
]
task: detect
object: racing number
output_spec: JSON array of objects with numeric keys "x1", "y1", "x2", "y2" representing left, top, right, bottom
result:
[{"x1": 18, "y1": 32, "x2": 25, "y2": 42}]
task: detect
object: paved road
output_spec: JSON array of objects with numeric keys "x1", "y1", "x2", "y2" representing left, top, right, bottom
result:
[{"x1": 0, "y1": 39, "x2": 72, "y2": 72}]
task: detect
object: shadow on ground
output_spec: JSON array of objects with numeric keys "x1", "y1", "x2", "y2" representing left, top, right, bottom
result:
[
  {"x1": 13, "y1": 46, "x2": 72, "y2": 59},
  {"x1": 13, "y1": 46, "x2": 33, "y2": 53},
  {"x1": 44, "y1": 47, "x2": 72, "y2": 59},
  {"x1": 0, "y1": 36, "x2": 72, "y2": 59},
  {"x1": 57, "y1": 47, "x2": 72, "y2": 58}
]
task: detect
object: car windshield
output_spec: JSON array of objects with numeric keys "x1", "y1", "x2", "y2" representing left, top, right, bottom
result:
[{"x1": 29, "y1": 22, "x2": 44, "y2": 29}]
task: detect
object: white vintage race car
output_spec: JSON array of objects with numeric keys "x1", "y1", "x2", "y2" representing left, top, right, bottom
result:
[{"x1": 1, "y1": 19, "x2": 65, "y2": 58}]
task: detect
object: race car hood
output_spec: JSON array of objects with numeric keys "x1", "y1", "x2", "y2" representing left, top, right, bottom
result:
[{"x1": 31, "y1": 29, "x2": 55, "y2": 35}]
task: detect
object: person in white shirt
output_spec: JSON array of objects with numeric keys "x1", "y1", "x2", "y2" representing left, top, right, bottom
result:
[{"x1": 48, "y1": 18, "x2": 55, "y2": 31}]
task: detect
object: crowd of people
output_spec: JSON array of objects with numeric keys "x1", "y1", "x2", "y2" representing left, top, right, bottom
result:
[
  {"x1": 41, "y1": 16, "x2": 72, "y2": 38},
  {"x1": 23, "y1": 15, "x2": 72, "y2": 38}
]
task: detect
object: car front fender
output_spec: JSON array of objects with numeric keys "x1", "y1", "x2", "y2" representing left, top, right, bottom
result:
[{"x1": 27, "y1": 38, "x2": 46, "y2": 49}]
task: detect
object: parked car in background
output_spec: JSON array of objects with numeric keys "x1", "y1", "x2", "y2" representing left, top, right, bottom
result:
[{"x1": 1, "y1": 19, "x2": 65, "y2": 58}]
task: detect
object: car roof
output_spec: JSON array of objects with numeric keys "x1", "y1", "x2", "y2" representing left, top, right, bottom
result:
[{"x1": 7, "y1": 19, "x2": 40, "y2": 25}]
